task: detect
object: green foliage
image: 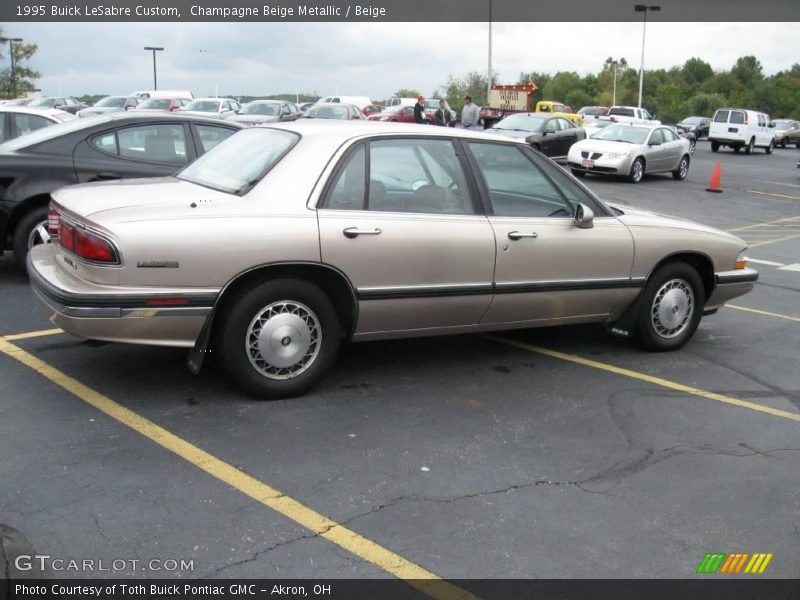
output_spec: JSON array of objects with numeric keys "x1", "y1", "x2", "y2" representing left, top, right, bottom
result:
[
  {"x1": 434, "y1": 71, "x2": 494, "y2": 114},
  {"x1": 0, "y1": 27, "x2": 40, "y2": 98},
  {"x1": 393, "y1": 88, "x2": 421, "y2": 99},
  {"x1": 438, "y1": 55, "x2": 800, "y2": 120}
]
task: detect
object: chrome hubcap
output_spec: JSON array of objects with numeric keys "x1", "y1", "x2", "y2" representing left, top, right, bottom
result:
[
  {"x1": 651, "y1": 279, "x2": 694, "y2": 339},
  {"x1": 633, "y1": 161, "x2": 643, "y2": 181},
  {"x1": 680, "y1": 159, "x2": 688, "y2": 177},
  {"x1": 246, "y1": 301, "x2": 321, "y2": 380},
  {"x1": 27, "y1": 220, "x2": 51, "y2": 249}
]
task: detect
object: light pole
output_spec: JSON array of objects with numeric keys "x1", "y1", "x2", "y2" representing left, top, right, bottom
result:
[
  {"x1": 0, "y1": 36, "x2": 23, "y2": 98},
  {"x1": 606, "y1": 57, "x2": 626, "y2": 106},
  {"x1": 143, "y1": 46, "x2": 164, "y2": 90},
  {"x1": 634, "y1": 4, "x2": 660, "y2": 108},
  {"x1": 487, "y1": 0, "x2": 492, "y2": 105}
]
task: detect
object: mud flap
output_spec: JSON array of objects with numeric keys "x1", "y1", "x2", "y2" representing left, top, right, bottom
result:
[
  {"x1": 186, "y1": 311, "x2": 216, "y2": 374},
  {"x1": 605, "y1": 292, "x2": 643, "y2": 339}
]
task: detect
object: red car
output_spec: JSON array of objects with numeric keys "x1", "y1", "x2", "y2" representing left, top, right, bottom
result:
[
  {"x1": 362, "y1": 104, "x2": 385, "y2": 117},
  {"x1": 134, "y1": 96, "x2": 192, "y2": 112},
  {"x1": 367, "y1": 104, "x2": 433, "y2": 124}
]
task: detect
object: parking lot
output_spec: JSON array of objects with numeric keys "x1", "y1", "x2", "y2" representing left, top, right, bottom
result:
[{"x1": 1, "y1": 140, "x2": 799, "y2": 588}]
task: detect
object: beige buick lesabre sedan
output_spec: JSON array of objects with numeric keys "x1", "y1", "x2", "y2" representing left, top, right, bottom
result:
[{"x1": 28, "y1": 121, "x2": 758, "y2": 399}]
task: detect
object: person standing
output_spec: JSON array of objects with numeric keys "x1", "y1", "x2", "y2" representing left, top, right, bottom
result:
[
  {"x1": 461, "y1": 95, "x2": 480, "y2": 130},
  {"x1": 435, "y1": 99, "x2": 452, "y2": 127},
  {"x1": 414, "y1": 95, "x2": 428, "y2": 124}
]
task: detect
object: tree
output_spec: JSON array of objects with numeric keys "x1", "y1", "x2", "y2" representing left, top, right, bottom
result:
[
  {"x1": 682, "y1": 58, "x2": 713, "y2": 88},
  {"x1": 435, "y1": 71, "x2": 492, "y2": 113},
  {"x1": 393, "y1": 88, "x2": 421, "y2": 99},
  {"x1": 0, "y1": 28, "x2": 40, "y2": 98},
  {"x1": 731, "y1": 56, "x2": 763, "y2": 86}
]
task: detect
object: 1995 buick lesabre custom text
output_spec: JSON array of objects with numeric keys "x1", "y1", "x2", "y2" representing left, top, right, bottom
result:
[{"x1": 28, "y1": 121, "x2": 758, "y2": 399}]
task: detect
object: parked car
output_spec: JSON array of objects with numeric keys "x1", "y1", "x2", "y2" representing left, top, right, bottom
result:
[
  {"x1": 226, "y1": 100, "x2": 302, "y2": 126},
  {"x1": 134, "y1": 96, "x2": 192, "y2": 112},
  {"x1": 583, "y1": 119, "x2": 613, "y2": 139},
  {"x1": 315, "y1": 96, "x2": 373, "y2": 110},
  {"x1": 27, "y1": 97, "x2": 88, "y2": 114},
  {"x1": 0, "y1": 107, "x2": 76, "y2": 143},
  {"x1": 368, "y1": 104, "x2": 431, "y2": 124},
  {"x1": 423, "y1": 99, "x2": 457, "y2": 123},
  {"x1": 676, "y1": 116, "x2": 711, "y2": 139},
  {"x1": 29, "y1": 121, "x2": 757, "y2": 399},
  {"x1": 362, "y1": 104, "x2": 385, "y2": 117},
  {"x1": 385, "y1": 97, "x2": 417, "y2": 108},
  {"x1": 771, "y1": 119, "x2": 800, "y2": 148},
  {"x1": 602, "y1": 106, "x2": 660, "y2": 125},
  {"x1": 484, "y1": 112, "x2": 586, "y2": 161},
  {"x1": 661, "y1": 122, "x2": 698, "y2": 155},
  {"x1": 2, "y1": 98, "x2": 32, "y2": 107},
  {"x1": 77, "y1": 95, "x2": 140, "y2": 118},
  {"x1": 303, "y1": 103, "x2": 365, "y2": 120},
  {"x1": 0, "y1": 112, "x2": 242, "y2": 269},
  {"x1": 577, "y1": 106, "x2": 609, "y2": 123},
  {"x1": 180, "y1": 98, "x2": 240, "y2": 118},
  {"x1": 568, "y1": 123, "x2": 692, "y2": 183},
  {"x1": 130, "y1": 90, "x2": 194, "y2": 101},
  {"x1": 298, "y1": 102, "x2": 316, "y2": 113},
  {"x1": 708, "y1": 108, "x2": 775, "y2": 154}
]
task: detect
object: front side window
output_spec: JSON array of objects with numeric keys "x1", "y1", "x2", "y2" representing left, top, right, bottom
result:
[
  {"x1": 468, "y1": 142, "x2": 572, "y2": 218},
  {"x1": 14, "y1": 113, "x2": 53, "y2": 136},
  {"x1": 649, "y1": 129, "x2": 665, "y2": 145},
  {"x1": 321, "y1": 138, "x2": 475, "y2": 215}
]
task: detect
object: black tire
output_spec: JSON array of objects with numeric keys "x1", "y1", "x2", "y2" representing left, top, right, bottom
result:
[
  {"x1": 710, "y1": 141, "x2": 719, "y2": 153},
  {"x1": 628, "y1": 157, "x2": 645, "y2": 183},
  {"x1": 571, "y1": 169, "x2": 586, "y2": 177},
  {"x1": 215, "y1": 278, "x2": 342, "y2": 400},
  {"x1": 689, "y1": 139, "x2": 696, "y2": 155},
  {"x1": 633, "y1": 261, "x2": 705, "y2": 352},
  {"x1": 733, "y1": 146, "x2": 741, "y2": 153},
  {"x1": 744, "y1": 138, "x2": 754, "y2": 154},
  {"x1": 672, "y1": 155, "x2": 690, "y2": 180},
  {"x1": 12, "y1": 206, "x2": 49, "y2": 271},
  {"x1": 765, "y1": 140, "x2": 774, "y2": 154}
]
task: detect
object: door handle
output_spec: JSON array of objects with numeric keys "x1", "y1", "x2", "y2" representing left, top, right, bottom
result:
[
  {"x1": 343, "y1": 227, "x2": 382, "y2": 239},
  {"x1": 507, "y1": 231, "x2": 538, "y2": 240},
  {"x1": 95, "y1": 172, "x2": 122, "y2": 180}
]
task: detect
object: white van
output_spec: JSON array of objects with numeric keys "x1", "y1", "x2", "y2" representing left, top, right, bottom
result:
[
  {"x1": 708, "y1": 108, "x2": 775, "y2": 154},
  {"x1": 386, "y1": 97, "x2": 418, "y2": 108},
  {"x1": 131, "y1": 90, "x2": 194, "y2": 100},
  {"x1": 316, "y1": 96, "x2": 373, "y2": 110}
]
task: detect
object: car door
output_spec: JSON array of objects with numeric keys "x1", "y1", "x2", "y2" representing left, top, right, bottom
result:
[
  {"x1": 73, "y1": 122, "x2": 195, "y2": 182},
  {"x1": 464, "y1": 141, "x2": 636, "y2": 325},
  {"x1": 556, "y1": 118, "x2": 579, "y2": 156},
  {"x1": 660, "y1": 128, "x2": 684, "y2": 169},
  {"x1": 540, "y1": 118, "x2": 560, "y2": 156},
  {"x1": 644, "y1": 128, "x2": 669, "y2": 172},
  {"x1": 317, "y1": 137, "x2": 496, "y2": 335}
]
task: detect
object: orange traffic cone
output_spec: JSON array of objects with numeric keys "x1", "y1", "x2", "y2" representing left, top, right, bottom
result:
[{"x1": 706, "y1": 160, "x2": 723, "y2": 193}]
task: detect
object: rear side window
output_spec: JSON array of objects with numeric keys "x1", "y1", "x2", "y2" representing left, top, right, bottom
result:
[
  {"x1": 91, "y1": 124, "x2": 188, "y2": 165},
  {"x1": 14, "y1": 113, "x2": 54, "y2": 136},
  {"x1": 729, "y1": 111, "x2": 745, "y2": 125},
  {"x1": 713, "y1": 110, "x2": 729, "y2": 123},
  {"x1": 195, "y1": 124, "x2": 236, "y2": 153}
]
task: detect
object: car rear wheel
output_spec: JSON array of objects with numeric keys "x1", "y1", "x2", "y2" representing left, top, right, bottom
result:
[
  {"x1": 12, "y1": 207, "x2": 49, "y2": 271},
  {"x1": 765, "y1": 140, "x2": 774, "y2": 154},
  {"x1": 216, "y1": 278, "x2": 342, "y2": 399},
  {"x1": 689, "y1": 139, "x2": 696, "y2": 155},
  {"x1": 710, "y1": 141, "x2": 719, "y2": 152},
  {"x1": 628, "y1": 157, "x2": 645, "y2": 183},
  {"x1": 744, "y1": 138, "x2": 754, "y2": 154},
  {"x1": 571, "y1": 169, "x2": 586, "y2": 177},
  {"x1": 672, "y1": 155, "x2": 690, "y2": 180},
  {"x1": 634, "y1": 261, "x2": 704, "y2": 352}
]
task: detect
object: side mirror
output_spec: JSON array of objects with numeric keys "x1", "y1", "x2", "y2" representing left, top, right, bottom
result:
[{"x1": 574, "y1": 203, "x2": 594, "y2": 229}]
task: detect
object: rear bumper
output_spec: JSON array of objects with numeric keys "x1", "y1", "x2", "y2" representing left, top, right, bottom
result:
[
  {"x1": 28, "y1": 245, "x2": 216, "y2": 348},
  {"x1": 705, "y1": 268, "x2": 759, "y2": 311}
]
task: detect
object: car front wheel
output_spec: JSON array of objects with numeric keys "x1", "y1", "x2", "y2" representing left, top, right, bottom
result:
[
  {"x1": 710, "y1": 141, "x2": 719, "y2": 152},
  {"x1": 634, "y1": 262, "x2": 704, "y2": 352},
  {"x1": 217, "y1": 278, "x2": 342, "y2": 399}
]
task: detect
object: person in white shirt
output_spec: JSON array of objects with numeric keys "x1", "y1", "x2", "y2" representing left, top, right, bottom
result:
[{"x1": 461, "y1": 95, "x2": 480, "y2": 130}]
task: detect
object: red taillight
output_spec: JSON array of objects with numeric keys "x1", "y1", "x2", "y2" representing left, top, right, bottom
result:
[
  {"x1": 74, "y1": 228, "x2": 115, "y2": 262},
  {"x1": 48, "y1": 208, "x2": 61, "y2": 237},
  {"x1": 58, "y1": 220, "x2": 117, "y2": 263},
  {"x1": 59, "y1": 221, "x2": 75, "y2": 251},
  {"x1": 744, "y1": 114, "x2": 748, "y2": 125}
]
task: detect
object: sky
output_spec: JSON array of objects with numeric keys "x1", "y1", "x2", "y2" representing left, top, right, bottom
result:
[{"x1": 5, "y1": 22, "x2": 800, "y2": 100}]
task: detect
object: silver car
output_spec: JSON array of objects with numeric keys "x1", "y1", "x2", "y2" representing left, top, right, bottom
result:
[
  {"x1": 28, "y1": 122, "x2": 757, "y2": 399},
  {"x1": 568, "y1": 124, "x2": 692, "y2": 183}
]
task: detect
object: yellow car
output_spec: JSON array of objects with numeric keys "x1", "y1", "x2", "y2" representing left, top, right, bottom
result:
[{"x1": 534, "y1": 101, "x2": 583, "y2": 126}]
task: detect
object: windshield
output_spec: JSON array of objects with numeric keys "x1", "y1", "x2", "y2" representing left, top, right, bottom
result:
[
  {"x1": 592, "y1": 124, "x2": 650, "y2": 145},
  {"x1": 0, "y1": 114, "x2": 111, "y2": 151},
  {"x1": 138, "y1": 98, "x2": 171, "y2": 109},
  {"x1": 587, "y1": 121, "x2": 613, "y2": 136},
  {"x1": 28, "y1": 98, "x2": 55, "y2": 107},
  {"x1": 774, "y1": 122, "x2": 790, "y2": 130},
  {"x1": 305, "y1": 105, "x2": 350, "y2": 119},
  {"x1": 681, "y1": 116, "x2": 703, "y2": 124},
  {"x1": 183, "y1": 100, "x2": 220, "y2": 112},
  {"x1": 95, "y1": 96, "x2": 127, "y2": 108},
  {"x1": 178, "y1": 128, "x2": 298, "y2": 195},
  {"x1": 424, "y1": 100, "x2": 442, "y2": 110},
  {"x1": 493, "y1": 114, "x2": 546, "y2": 131},
  {"x1": 241, "y1": 102, "x2": 280, "y2": 116}
]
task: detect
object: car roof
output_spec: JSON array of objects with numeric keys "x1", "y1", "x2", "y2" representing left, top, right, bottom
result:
[
  {"x1": 0, "y1": 106, "x2": 68, "y2": 119},
  {"x1": 94, "y1": 111, "x2": 246, "y2": 127}
]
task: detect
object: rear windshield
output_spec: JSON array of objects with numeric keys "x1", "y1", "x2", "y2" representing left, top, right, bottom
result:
[
  {"x1": 713, "y1": 110, "x2": 730, "y2": 123},
  {"x1": 609, "y1": 107, "x2": 635, "y2": 117},
  {"x1": 138, "y1": 98, "x2": 171, "y2": 109},
  {"x1": 729, "y1": 111, "x2": 745, "y2": 125},
  {"x1": 177, "y1": 127, "x2": 298, "y2": 195},
  {"x1": 95, "y1": 96, "x2": 127, "y2": 108}
]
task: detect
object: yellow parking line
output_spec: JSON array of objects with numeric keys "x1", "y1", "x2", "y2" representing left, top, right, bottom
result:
[
  {"x1": 749, "y1": 233, "x2": 800, "y2": 248},
  {"x1": 728, "y1": 305, "x2": 800, "y2": 323},
  {"x1": 2, "y1": 328, "x2": 63, "y2": 342},
  {"x1": 0, "y1": 337, "x2": 478, "y2": 600},
  {"x1": 484, "y1": 336, "x2": 800, "y2": 423},
  {"x1": 747, "y1": 190, "x2": 800, "y2": 201},
  {"x1": 727, "y1": 215, "x2": 800, "y2": 232}
]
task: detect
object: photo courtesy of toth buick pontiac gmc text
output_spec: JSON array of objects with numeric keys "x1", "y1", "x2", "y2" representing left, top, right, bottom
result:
[{"x1": 27, "y1": 121, "x2": 758, "y2": 400}]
